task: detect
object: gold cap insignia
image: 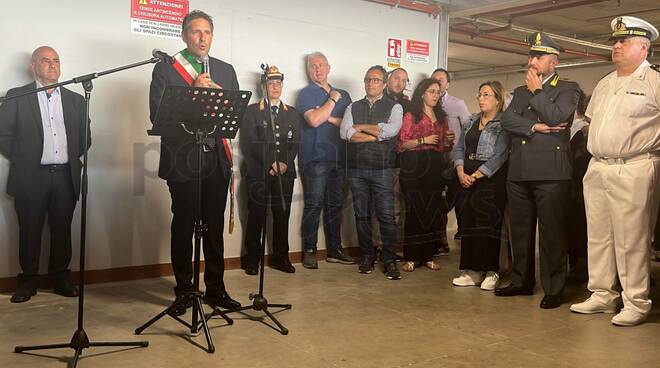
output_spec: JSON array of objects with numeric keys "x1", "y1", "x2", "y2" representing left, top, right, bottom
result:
[{"x1": 614, "y1": 17, "x2": 626, "y2": 31}]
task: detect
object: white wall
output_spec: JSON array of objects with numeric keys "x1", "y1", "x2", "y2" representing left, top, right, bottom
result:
[
  {"x1": 0, "y1": 0, "x2": 442, "y2": 277},
  {"x1": 448, "y1": 63, "x2": 615, "y2": 114}
]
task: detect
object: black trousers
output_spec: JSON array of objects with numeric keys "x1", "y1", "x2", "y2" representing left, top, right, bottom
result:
[
  {"x1": 14, "y1": 165, "x2": 77, "y2": 286},
  {"x1": 507, "y1": 180, "x2": 570, "y2": 296},
  {"x1": 167, "y1": 163, "x2": 229, "y2": 298},
  {"x1": 244, "y1": 175, "x2": 294, "y2": 265},
  {"x1": 455, "y1": 168, "x2": 507, "y2": 272},
  {"x1": 400, "y1": 151, "x2": 446, "y2": 263}
]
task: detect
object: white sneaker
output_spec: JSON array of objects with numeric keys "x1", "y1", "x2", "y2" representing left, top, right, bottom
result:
[
  {"x1": 480, "y1": 271, "x2": 499, "y2": 290},
  {"x1": 570, "y1": 297, "x2": 616, "y2": 314},
  {"x1": 611, "y1": 308, "x2": 647, "y2": 327},
  {"x1": 452, "y1": 270, "x2": 483, "y2": 287}
]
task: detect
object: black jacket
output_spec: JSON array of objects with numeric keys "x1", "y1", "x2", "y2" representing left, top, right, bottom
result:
[
  {"x1": 149, "y1": 55, "x2": 239, "y2": 182},
  {"x1": 240, "y1": 100, "x2": 299, "y2": 179},
  {"x1": 502, "y1": 73, "x2": 580, "y2": 181},
  {"x1": 0, "y1": 82, "x2": 89, "y2": 197}
]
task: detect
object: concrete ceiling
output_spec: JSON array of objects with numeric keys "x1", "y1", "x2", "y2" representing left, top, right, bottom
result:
[
  {"x1": 442, "y1": 0, "x2": 660, "y2": 77},
  {"x1": 364, "y1": 1, "x2": 660, "y2": 77}
]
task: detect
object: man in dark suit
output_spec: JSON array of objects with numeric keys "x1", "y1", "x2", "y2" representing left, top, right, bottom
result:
[
  {"x1": 240, "y1": 66, "x2": 299, "y2": 275},
  {"x1": 149, "y1": 10, "x2": 241, "y2": 314},
  {"x1": 496, "y1": 33, "x2": 580, "y2": 309},
  {"x1": 0, "y1": 46, "x2": 87, "y2": 303}
]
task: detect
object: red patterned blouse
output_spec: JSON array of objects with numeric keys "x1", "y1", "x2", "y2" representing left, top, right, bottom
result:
[{"x1": 396, "y1": 112, "x2": 452, "y2": 153}]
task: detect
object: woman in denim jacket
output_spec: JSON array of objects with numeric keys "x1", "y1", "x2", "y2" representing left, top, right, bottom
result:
[{"x1": 452, "y1": 81, "x2": 510, "y2": 291}]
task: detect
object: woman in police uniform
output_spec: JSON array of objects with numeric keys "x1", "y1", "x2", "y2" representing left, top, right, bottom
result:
[{"x1": 240, "y1": 66, "x2": 300, "y2": 275}]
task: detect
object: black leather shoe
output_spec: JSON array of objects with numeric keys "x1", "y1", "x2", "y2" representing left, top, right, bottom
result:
[
  {"x1": 11, "y1": 284, "x2": 37, "y2": 303},
  {"x1": 540, "y1": 294, "x2": 562, "y2": 309},
  {"x1": 205, "y1": 291, "x2": 241, "y2": 310},
  {"x1": 494, "y1": 285, "x2": 534, "y2": 297},
  {"x1": 53, "y1": 279, "x2": 79, "y2": 298},
  {"x1": 270, "y1": 259, "x2": 295, "y2": 274},
  {"x1": 244, "y1": 262, "x2": 259, "y2": 276},
  {"x1": 170, "y1": 296, "x2": 193, "y2": 317}
]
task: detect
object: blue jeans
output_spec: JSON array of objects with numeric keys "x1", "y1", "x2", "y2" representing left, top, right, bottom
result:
[
  {"x1": 347, "y1": 168, "x2": 397, "y2": 262},
  {"x1": 301, "y1": 162, "x2": 344, "y2": 251}
]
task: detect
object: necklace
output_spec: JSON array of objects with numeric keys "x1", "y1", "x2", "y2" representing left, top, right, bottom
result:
[{"x1": 480, "y1": 113, "x2": 495, "y2": 129}]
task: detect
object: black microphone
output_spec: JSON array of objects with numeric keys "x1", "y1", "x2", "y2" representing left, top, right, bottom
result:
[
  {"x1": 200, "y1": 55, "x2": 210, "y2": 79},
  {"x1": 260, "y1": 63, "x2": 269, "y2": 83},
  {"x1": 152, "y1": 49, "x2": 173, "y2": 64}
]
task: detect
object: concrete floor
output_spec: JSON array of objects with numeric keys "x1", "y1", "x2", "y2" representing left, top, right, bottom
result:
[{"x1": 1, "y1": 251, "x2": 659, "y2": 368}]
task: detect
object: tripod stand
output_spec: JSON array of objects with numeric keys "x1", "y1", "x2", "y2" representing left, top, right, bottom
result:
[
  {"x1": 5, "y1": 56, "x2": 159, "y2": 367},
  {"x1": 209, "y1": 65, "x2": 291, "y2": 334},
  {"x1": 135, "y1": 85, "x2": 251, "y2": 353}
]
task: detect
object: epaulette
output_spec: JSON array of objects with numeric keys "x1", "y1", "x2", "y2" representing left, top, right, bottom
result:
[{"x1": 651, "y1": 64, "x2": 660, "y2": 73}]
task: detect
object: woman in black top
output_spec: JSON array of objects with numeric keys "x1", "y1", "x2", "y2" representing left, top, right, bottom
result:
[{"x1": 451, "y1": 81, "x2": 510, "y2": 290}]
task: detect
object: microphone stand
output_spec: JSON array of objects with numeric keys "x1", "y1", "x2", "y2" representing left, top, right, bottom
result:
[
  {"x1": 209, "y1": 68, "x2": 291, "y2": 334},
  {"x1": 8, "y1": 55, "x2": 161, "y2": 367}
]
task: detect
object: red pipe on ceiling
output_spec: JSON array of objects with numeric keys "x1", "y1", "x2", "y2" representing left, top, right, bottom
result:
[
  {"x1": 449, "y1": 38, "x2": 529, "y2": 56},
  {"x1": 364, "y1": 0, "x2": 441, "y2": 17},
  {"x1": 472, "y1": 0, "x2": 611, "y2": 18},
  {"x1": 451, "y1": 27, "x2": 611, "y2": 61}
]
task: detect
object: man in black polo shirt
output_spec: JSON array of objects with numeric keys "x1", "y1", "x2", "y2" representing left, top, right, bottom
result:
[{"x1": 340, "y1": 65, "x2": 403, "y2": 280}]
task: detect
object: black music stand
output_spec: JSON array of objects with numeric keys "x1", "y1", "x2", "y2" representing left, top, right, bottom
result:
[{"x1": 134, "y1": 85, "x2": 251, "y2": 353}]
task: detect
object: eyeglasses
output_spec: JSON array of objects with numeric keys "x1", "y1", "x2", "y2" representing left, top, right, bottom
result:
[
  {"x1": 266, "y1": 80, "x2": 282, "y2": 87},
  {"x1": 476, "y1": 92, "x2": 495, "y2": 99},
  {"x1": 364, "y1": 78, "x2": 385, "y2": 84},
  {"x1": 425, "y1": 90, "x2": 442, "y2": 95}
]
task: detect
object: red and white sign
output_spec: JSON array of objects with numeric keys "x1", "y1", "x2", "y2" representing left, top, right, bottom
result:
[
  {"x1": 406, "y1": 39, "x2": 430, "y2": 63},
  {"x1": 387, "y1": 38, "x2": 402, "y2": 58},
  {"x1": 386, "y1": 37, "x2": 402, "y2": 69},
  {"x1": 130, "y1": 0, "x2": 189, "y2": 39}
]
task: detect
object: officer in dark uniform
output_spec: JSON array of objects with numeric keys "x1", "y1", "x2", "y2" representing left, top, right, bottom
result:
[
  {"x1": 495, "y1": 32, "x2": 580, "y2": 309},
  {"x1": 240, "y1": 65, "x2": 300, "y2": 275}
]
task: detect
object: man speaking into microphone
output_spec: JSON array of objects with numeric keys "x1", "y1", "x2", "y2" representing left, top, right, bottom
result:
[{"x1": 149, "y1": 9, "x2": 241, "y2": 315}]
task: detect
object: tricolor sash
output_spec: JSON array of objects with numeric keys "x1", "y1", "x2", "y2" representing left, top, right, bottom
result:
[{"x1": 172, "y1": 49, "x2": 236, "y2": 233}]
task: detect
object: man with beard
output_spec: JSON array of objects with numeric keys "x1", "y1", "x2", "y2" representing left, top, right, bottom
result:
[{"x1": 496, "y1": 32, "x2": 580, "y2": 310}]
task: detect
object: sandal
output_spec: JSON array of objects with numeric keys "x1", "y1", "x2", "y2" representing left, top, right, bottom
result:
[
  {"x1": 425, "y1": 260, "x2": 441, "y2": 270},
  {"x1": 402, "y1": 261, "x2": 415, "y2": 272}
]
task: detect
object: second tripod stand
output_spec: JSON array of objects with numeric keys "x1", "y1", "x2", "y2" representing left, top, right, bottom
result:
[
  {"x1": 208, "y1": 222, "x2": 292, "y2": 335},
  {"x1": 209, "y1": 66, "x2": 292, "y2": 334}
]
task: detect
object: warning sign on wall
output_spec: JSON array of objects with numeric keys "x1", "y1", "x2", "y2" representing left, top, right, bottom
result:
[
  {"x1": 130, "y1": 0, "x2": 189, "y2": 39},
  {"x1": 386, "y1": 37, "x2": 403, "y2": 70},
  {"x1": 405, "y1": 39, "x2": 430, "y2": 63}
]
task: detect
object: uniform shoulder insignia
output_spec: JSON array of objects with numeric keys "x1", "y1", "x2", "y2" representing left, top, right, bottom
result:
[{"x1": 651, "y1": 64, "x2": 660, "y2": 73}]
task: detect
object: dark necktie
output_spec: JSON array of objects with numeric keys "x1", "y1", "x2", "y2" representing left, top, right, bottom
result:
[{"x1": 271, "y1": 105, "x2": 279, "y2": 118}]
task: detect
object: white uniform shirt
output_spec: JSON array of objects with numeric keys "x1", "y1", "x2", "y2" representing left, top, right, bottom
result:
[{"x1": 585, "y1": 60, "x2": 660, "y2": 158}]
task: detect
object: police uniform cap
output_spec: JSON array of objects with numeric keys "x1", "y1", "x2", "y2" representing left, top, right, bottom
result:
[
  {"x1": 265, "y1": 65, "x2": 284, "y2": 81},
  {"x1": 527, "y1": 32, "x2": 564, "y2": 56}
]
